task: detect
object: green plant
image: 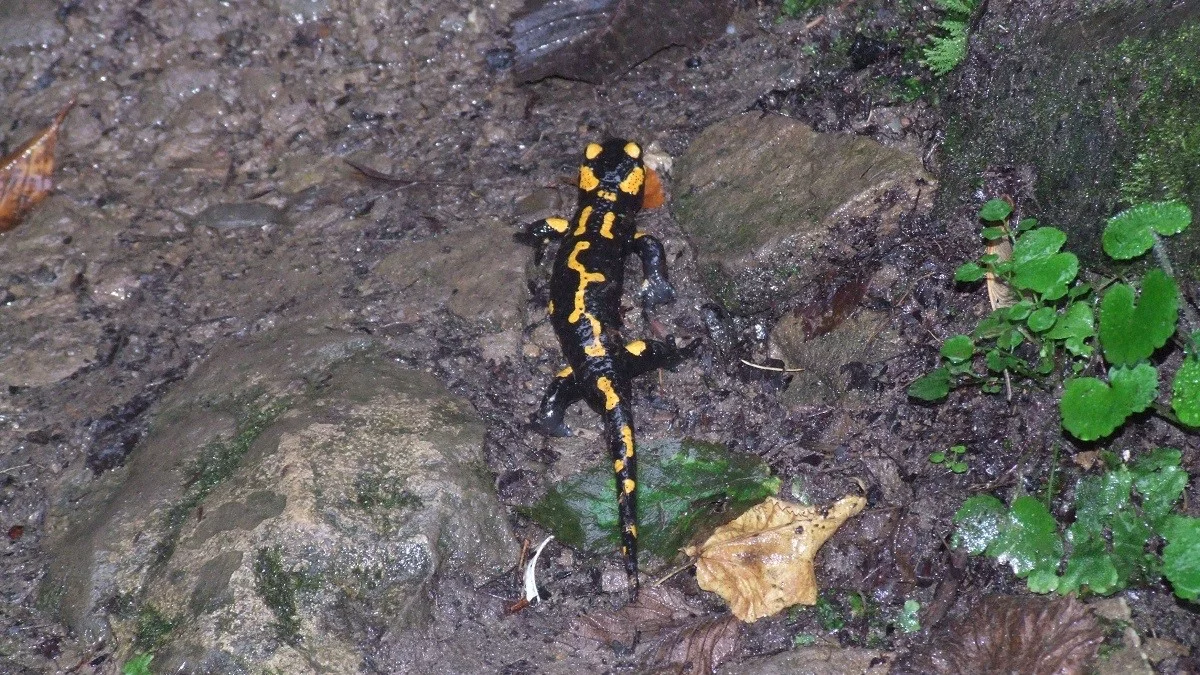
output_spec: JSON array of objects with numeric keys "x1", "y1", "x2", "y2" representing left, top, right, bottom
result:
[
  {"x1": 929, "y1": 444, "x2": 969, "y2": 473},
  {"x1": 779, "y1": 0, "x2": 836, "y2": 19},
  {"x1": 896, "y1": 599, "x2": 921, "y2": 633},
  {"x1": 909, "y1": 199, "x2": 1198, "y2": 442},
  {"x1": 121, "y1": 653, "x2": 153, "y2": 675},
  {"x1": 953, "y1": 448, "x2": 1200, "y2": 601},
  {"x1": 922, "y1": 0, "x2": 978, "y2": 76},
  {"x1": 254, "y1": 546, "x2": 307, "y2": 645}
]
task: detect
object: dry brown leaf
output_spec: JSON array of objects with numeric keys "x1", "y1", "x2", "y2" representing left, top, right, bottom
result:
[
  {"x1": 894, "y1": 595, "x2": 1105, "y2": 675},
  {"x1": 985, "y1": 225, "x2": 1016, "y2": 309},
  {"x1": 683, "y1": 495, "x2": 866, "y2": 622},
  {"x1": 0, "y1": 100, "x2": 73, "y2": 233},
  {"x1": 573, "y1": 586, "x2": 742, "y2": 674}
]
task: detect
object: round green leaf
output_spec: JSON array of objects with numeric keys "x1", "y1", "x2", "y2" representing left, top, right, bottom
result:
[
  {"x1": 955, "y1": 261, "x2": 986, "y2": 282},
  {"x1": 1102, "y1": 212, "x2": 1155, "y2": 260},
  {"x1": 1099, "y1": 269, "x2": 1178, "y2": 366},
  {"x1": 1061, "y1": 365, "x2": 1159, "y2": 441},
  {"x1": 979, "y1": 199, "x2": 1012, "y2": 222},
  {"x1": 1045, "y1": 302, "x2": 1095, "y2": 341},
  {"x1": 1172, "y1": 356, "x2": 1200, "y2": 427},
  {"x1": 980, "y1": 226, "x2": 1008, "y2": 240},
  {"x1": 991, "y1": 496, "x2": 1063, "y2": 578},
  {"x1": 952, "y1": 494, "x2": 1005, "y2": 554},
  {"x1": 1026, "y1": 306, "x2": 1057, "y2": 332},
  {"x1": 941, "y1": 335, "x2": 975, "y2": 363},
  {"x1": 908, "y1": 368, "x2": 951, "y2": 401},
  {"x1": 1163, "y1": 516, "x2": 1200, "y2": 601},
  {"x1": 1011, "y1": 253, "x2": 1078, "y2": 300},
  {"x1": 1012, "y1": 227, "x2": 1067, "y2": 263}
]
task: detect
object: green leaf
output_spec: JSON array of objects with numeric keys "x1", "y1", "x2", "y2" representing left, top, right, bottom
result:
[
  {"x1": 1132, "y1": 448, "x2": 1187, "y2": 528},
  {"x1": 980, "y1": 226, "x2": 1008, "y2": 240},
  {"x1": 1103, "y1": 201, "x2": 1193, "y2": 260},
  {"x1": 1058, "y1": 534, "x2": 1120, "y2": 595},
  {"x1": 1027, "y1": 306, "x2": 1057, "y2": 332},
  {"x1": 897, "y1": 599, "x2": 921, "y2": 633},
  {"x1": 909, "y1": 367, "x2": 951, "y2": 401},
  {"x1": 996, "y1": 328, "x2": 1024, "y2": 350},
  {"x1": 955, "y1": 261, "x2": 986, "y2": 282},
  {"x1": 941, "y1": 335, "x2": 975, "y2": 363},
  {"x1": 929, "y1": 452, "x2": 946, "y2": 463},
  {"x1": 989, "y1": 496, "x2": 1062, "y2": 579},
  {"x1": 1163, "y1": 516, "x2": 1200, "y2": 601},
  {"x1": 523, "y1": 438, "x2": 778, "y2": 559},
  {"x1": 1171, "y1": 357, "x2": 1200, "y2": 427},
  {"x1": 1008, "y1": 227, "x2": 1078, "y2": 299},
  {"x1": 1007, "y1": 301, "x2": 1035, "y2": 321},
  {"x1": 1016, "y1": 217, "x2": 1038, "y2": 232},
  {"x1": 122, "y1": 654, "x2": 154, "y2": 675},
  {"x1": 1099, "y1": 269, "x2": 1178, "y2": 366},
  {"x1": 952, "y1": 494, "x2": 1006, "y2": 554},
  {"x1": 979, "y1": 199, "x2": 1013, "y2": 222},
  {"x1": 1045, "y1": 302, "x2": 1095, "y2": 342},
  {"x1": 1060, "y1": 364, "x2": 1159, "y2": 441}
]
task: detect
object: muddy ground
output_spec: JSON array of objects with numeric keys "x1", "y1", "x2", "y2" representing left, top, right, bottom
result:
[{"x1": 1, "y1": 0, "x2": 1197, "y2": 672}]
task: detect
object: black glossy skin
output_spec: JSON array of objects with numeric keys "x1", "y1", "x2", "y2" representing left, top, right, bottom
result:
[{"x1": 520, "y1": 139, "x2": 694, "y2": 595}]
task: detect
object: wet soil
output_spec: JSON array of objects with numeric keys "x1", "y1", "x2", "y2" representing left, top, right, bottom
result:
[{"x1": 1, "y1": 0, "x2": 1197, "y2": 672}]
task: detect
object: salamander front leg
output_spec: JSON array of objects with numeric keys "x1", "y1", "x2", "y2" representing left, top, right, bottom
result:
[
  {"x1": 632, "y1": 232, "x2": 676, "y2": 311},
  {"x1": 517, "y1": 217, "x2": 571, "y2": 264},
  {"x1": 532, "y1": 366, "x2": 582, "y2": 437},
  {"x1": 621, "y1": 338, "x2": 699, "y2": 377}
]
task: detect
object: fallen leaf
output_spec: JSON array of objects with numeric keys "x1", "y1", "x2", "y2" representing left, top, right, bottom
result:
[
  {"x1": 985, "y1": 224, "x2": 1016, "y2": 309},
  {"x1": 684, "y1": 495, "x2": 866, "y2": 622},
  {"x1": 642, "y1": 166, "x2": 665, "y2": 210},
  {"x1": 573, "y1": 586, "x2": 742, "y2": 674},
  {"x1": 0, "y1": 99, "x2": 74, "y2": 233},
  {"x1": 894, "y1": 595, "x2": 1105, "y2": 675}
]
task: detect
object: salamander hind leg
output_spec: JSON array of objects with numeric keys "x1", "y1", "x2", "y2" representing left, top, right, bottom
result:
[
  {"x1": 532, "y1": 366, "x2": 582, "y2": 437},
  {"x1": 632, "y1": 232, "x2": 676, "y2": 311}
]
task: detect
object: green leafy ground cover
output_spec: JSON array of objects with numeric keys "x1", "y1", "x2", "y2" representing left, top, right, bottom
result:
[{"x1": 953, "y1": 449, "x2": 1200, "y2": 601}]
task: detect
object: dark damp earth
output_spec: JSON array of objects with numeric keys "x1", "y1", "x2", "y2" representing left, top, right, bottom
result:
[{"x1": 1, "y1": 0, "x2": 1197, "y2": 673}]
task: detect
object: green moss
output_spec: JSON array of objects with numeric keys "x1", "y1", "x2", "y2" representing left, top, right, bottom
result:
[
  {"x1": 152, "y1": 398, "x2": 290, "y2": 568},
  {"x1": 253, "y1": 546, "x2": 304, "y2": 645},
  {"x1": 1113, "y1": 24, "x2": 1200, "y2": 206},
  {"x1": 133, "y1": 604, "x2": 178, "y2": 651},
  {"x1": 353, "y1": 472, "x2": 422, "y2": 511}
]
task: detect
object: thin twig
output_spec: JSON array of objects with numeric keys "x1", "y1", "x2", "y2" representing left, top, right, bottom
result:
[{"x1": 738, "y1": 359, "x2": 804, "y2": 373}]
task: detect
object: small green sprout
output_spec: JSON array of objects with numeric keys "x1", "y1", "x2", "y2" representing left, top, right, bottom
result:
[
  {"x1": 929, "y1": 444, "x2": 969, "y2": 473},
  {"x1": 922, "y1": 0, "x2": 979, "y2": 76},
  {"x1": 122, "y1": 653, "x2": 153, "y2": 675},
  {"x1": 897, "y1": 599, "x2": 921, "y2": 633}
]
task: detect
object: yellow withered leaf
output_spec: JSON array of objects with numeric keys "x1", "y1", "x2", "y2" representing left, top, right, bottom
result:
[
  {"x1": 0, "y1": 99, "x2": 73, "y2": 233},
  {"x1": 684, "y1": 495, "x2": 866, "y2": 623}
]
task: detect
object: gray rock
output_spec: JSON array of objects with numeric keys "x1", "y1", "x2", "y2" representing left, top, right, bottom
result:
[
  {"x1": 674, "y1": 113, "x2": 931, "y2": 314},
  {"x1": 0, "y1": 0, "x2": 64, "y2": 50},
  {"x1": 40, "y1": 328, "x2": 516, "y2": 670}
]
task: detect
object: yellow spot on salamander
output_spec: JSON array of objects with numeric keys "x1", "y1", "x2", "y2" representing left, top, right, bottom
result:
[
  {"x1": 547, "y1": 300, "x2": 554, "y2": 315},
  {"x1": 545, "y1": 217, "x2": 569, "y2": 234},
  {"x1": 625, "y1": 340, "x2": 647, "y2": 356},
  {"x1": 596, "y1": 376, "x2": 620, "y2": 410},
  {"x1": 619, "y1": 166, "x2": 644, "y2": 196},
  {"x1": 556, "y1": 365, "x2": 573, "y2": 378},
  {"x1": 600, "y1": 211, "x2": 616, "y2": 239},
  {"x1": 623, "y1": 478, "x2": 636, "y2": 494},
  {"x1": 633, "y1": 231, "x2": 646, "y2": 239},
  {"x1": 596, "y1": 189, "x2": 617, "y2": 202},
  {"x1": 584, "y1": 337, "x2": 607, "y2": 357},
  {"x1": 614, "y1": 459, "x2": 624, "y2": 473},
  {"x1": 574, "y1": 205, "x2": 593, "y2": 235},
  {"x1": 579, "y1": 165, "x2": 599, "y2": 192},
  {"x1": 628, "y1": 525, "x2": 637, "y2": 537},
  {"x1": 624, "y1": 142, "x2": 641, "y2": 159},
  {"x1": 585, "y1": 143, "x2": 603, "y2": 160},
  {"x1": 567, "y1": 242, "x2": 606, "y2": 322},
  {"x1": 620, "y1": 425, "x2": 634, "y2": 457}
]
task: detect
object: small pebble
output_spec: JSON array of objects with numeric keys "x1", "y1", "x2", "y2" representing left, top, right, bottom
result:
[{"x1": 192, "y1": 202, "x2": 286, "y2": 230}]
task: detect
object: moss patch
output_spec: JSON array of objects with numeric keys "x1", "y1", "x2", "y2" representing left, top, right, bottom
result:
[
  {"x1": 133, "y1": 604, "x2": 178, "y2": 651},
  {"x1": 1113, "y1": 23, "x2": 1200, "y2": 206},
  {"x1": 253, "y1": 546, "x2": 312, "y2": 645}
]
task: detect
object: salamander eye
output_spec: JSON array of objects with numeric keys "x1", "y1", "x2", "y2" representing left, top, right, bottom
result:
[
  {"x1": 623, "y1": 142, "x2": 641, "y2": 159},
  {"x1": 585, "y1": 143, "x2": 603, "y2": 160}
]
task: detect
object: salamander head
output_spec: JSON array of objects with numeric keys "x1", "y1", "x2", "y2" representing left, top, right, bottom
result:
[{"x1": 578, "y1": 139, "x2": 645, "y2": 205}]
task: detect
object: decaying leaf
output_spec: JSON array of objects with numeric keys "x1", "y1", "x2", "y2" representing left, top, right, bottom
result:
[
  {"x1": 511, "y1": 0, "x2": 734, "y2": 83},
  {"x1": 684, "y1": 495, "x2": 866, "y2": 622},
  {"x1": 986, "y1": 224, "x2": 1016, "y2": 309},
  {"x1": 894, "y1": 595, "x2": 1105, "y2": 675},
  {"x1": 574, "y1": 586, "x2": 742, "y2": 674},
  {"x1": 0, "y1": 100, "x2": 73, "y2": 233}
]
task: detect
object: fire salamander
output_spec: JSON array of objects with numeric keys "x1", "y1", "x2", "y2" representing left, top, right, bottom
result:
[{"x1": 520, "y1": 139, "x2": 694, "y2": 595}]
